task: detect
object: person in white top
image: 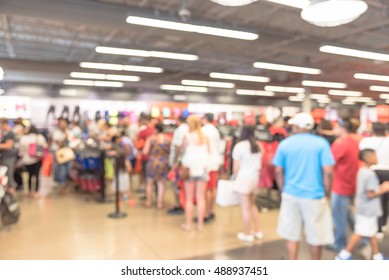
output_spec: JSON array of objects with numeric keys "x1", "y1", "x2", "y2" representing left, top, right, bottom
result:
[
  {"x1": 232, "y1": 126, "x2": 263, "y2": 243},
  {"x1": 19, "y1": 125, "x2": 48, "y2": 198},
  {"x1": 201, "y1": 113, "x2": 222, "y2": 222},
  {"x1": 168, "y1": 116, "x2": 189, "y2": 215},
  {"x1": 181, "y1": 115, "x2": 210, "y2": 232},
  {"x1": 359, "y1": 122, "x2": 389, "y2": 236}
]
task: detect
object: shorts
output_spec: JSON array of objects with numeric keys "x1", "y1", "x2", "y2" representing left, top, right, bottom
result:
[
  {"x1": 277, "y1": 193, "x2": 334, "y2": 246},
  {"x1": 355, "y1": 215, "x2": 378, "y2": 237},
  {"x1": 207, "y1": 171, "x2": 218, "y2": 190},
  {"x1": 234, "y1": 177, "x2": 258, "y2": 195},
  {"x1": 187, "y1": 172, "x2": 209, "y2": 182}
]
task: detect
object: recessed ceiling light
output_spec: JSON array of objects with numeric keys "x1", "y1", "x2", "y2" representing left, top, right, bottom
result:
[
  {"x1": 328, "y1": 89, "x2": 362, "y2": 97},
  {"x1": 181, "y1": 80, "x2": 235, "y2": 88},
  {"x1": 236, "y1": 89, "x2": 275, "y2": 96},
  {"x1": 321, "y1": 45, "x2": 389, "y2": 61},
  {"x1": 370, "y1": 85, "x2": 389, "y2": 92},
  {"x1": 210, "y1": 72, "x2": 270, "y2": 83},
  {"x1": 70, "y1": 72, "x2": 140, "y2": 82},
  {"x1": 344, "y1": 97, "x2": 372, "y2": 103},
  {"x1": 302, "y1": 80, "x2": 347, "y2": 89},
  {"x1": 80, "y1": 62, "x2": 163, "y2": 73},
  {"x1": 96, "y1": 46, "x2": 198, "y2": 61},
  {"x1": 254, "y1": 62, "x2": 321, "y2": 75},
  {"x1": 265, "y1": 86, "x2": 305, "y2": 93},
  {"x1": 160, "y1": 84, "x2": 208, "y2": 93},
  {"x1": 354, "y1": 73, "x2": 389, "y2": 82},
  {"x1": 63, "y1": 79, "x2": 123, "y2": 88},
  {"x1": 126, "y1": 16, "x2": 259, "y2": 40}
]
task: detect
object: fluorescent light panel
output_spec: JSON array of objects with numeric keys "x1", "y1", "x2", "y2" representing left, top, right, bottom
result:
[
  {"x1": 70, "y1": 72, "x2": 140, "y2": 82},
  {"x1": 265, "y1": 0, "x2": 309, "y2": 9},
  {"x1": 80, "y1": 62, "x2": 163, "y2": 73},
  {"x1": 210, "y1": 72, "x2": 270, "y2": 83},
  {"x1": 182, "y1": 79, "x2": 235, "y2": 88},
  {"x1": 289, "y1": 96, "x2": 304, "y2": 102},
  {"x1": 328, "y1": 90, "x2": 362, "y2": 97},
  {"x1": 355, "y1": 73, "x2": 389, "y2": 82},
  {"x1": 265, "y1": 85, "x2": 305, "y2": 93},
  {"x1": 379, "y1": 94, "x2": 389, "y2": 99},
  {"x1": 63, "y1": 79, "x2": 123, "y2": 88},
  {"x1": 236, "y1": 89, "x2": 275, "y2": 96},
  {"x1": 126, "y1": 16, "x2": 259, "y2": 41},
  {"x1": 370, "y1": 85, "x2": 389, "y2": 92},
  {"x1": 342, "y1": 100, "x2": 356, "y2": 105},
  {"x1": 160, "y1": 84, "x2": 208, "y2": 93},
  {"x1": 254, "y1": 62, "x2": 321, "y2": 75},
  {"x1": 302, "y1": 80, "x2": 347, "y2": 89},
  {"x1": 96, "y1": 46, "x2": 198, "y2": 61},
  {"x1": 320, "y1": 45, "x2": 389, "y2": 61}
]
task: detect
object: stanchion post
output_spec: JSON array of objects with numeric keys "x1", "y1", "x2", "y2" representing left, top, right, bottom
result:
[{"x1": 108, "y1": 155, "x2": 127, "y2": 219}]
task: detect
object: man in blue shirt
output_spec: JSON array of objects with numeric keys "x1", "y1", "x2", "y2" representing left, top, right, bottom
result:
[{"x1": 273, "y1": 113, "x2": 335, "y2": 260}]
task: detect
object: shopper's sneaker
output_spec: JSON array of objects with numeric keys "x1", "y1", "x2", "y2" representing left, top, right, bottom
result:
[
  {"x1": 237, "y1": 233, "x2": 254, "y2": 243},
  {"x1": 373, "y1": 253, "x2": 389, "y2": 260},
  {"x1": 208, "y1": 213, "x2": 216, "y2": 221},
  {"x1": 254, "y1": 231, "x2": 264, "y2": 240},
  {"x1": 335, "y1": 254, "x2": 353, "y2": 260},
  {"x1": 376, "y1": 232, "x2": 385, "y2": 240},
  {"x1": 168, "y1": 207, "x2": 184, "y2": 215}
]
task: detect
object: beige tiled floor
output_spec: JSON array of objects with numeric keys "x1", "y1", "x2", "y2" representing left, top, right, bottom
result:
[{"x1": 0, "y1": 182, "x2": 281, "y2": 260}]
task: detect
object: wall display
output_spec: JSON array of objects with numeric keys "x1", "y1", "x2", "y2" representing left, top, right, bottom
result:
[{"x1": 0, "y1": 96, "x2": 31, "y2": 119}]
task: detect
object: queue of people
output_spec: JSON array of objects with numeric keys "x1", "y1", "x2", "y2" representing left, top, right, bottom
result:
[{"x1": 1, "y1": 112, "x2": 389, "y2": 260}]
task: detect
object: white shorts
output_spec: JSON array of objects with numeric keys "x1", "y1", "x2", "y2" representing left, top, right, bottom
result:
[
  {"x1": 277, "y1": 193, "x2": 334, "y2": 246},
  {"x1": 355, "y1": 215, "x2": 378, "y2": 237},
  {"x1": 233, "y1": 177, "x2": 258, "y2": 195}
]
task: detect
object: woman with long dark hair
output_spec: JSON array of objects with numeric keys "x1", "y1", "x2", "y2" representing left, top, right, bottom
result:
[
  {"x1": 232, "y1": 126, "x2": 263, "y2": 242},
  {"x1": 19, "y1": 125, "x2": 48, "y2": 198}
]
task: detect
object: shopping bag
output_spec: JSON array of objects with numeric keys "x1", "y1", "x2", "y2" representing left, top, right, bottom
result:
[
  {"x1": 216, "y1": 180, "x2": 239, "y2": 207},
  {"x1": 42, "y1": 154, "x2": 53, "y2": 177},
  {"x1": 28, "y1": 143, "x2": 46, "y2": 160}
]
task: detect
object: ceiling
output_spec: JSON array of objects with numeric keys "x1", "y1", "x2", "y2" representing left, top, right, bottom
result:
[{"x1": 0, "y1": 0, "x2": 389, "y2": 106}]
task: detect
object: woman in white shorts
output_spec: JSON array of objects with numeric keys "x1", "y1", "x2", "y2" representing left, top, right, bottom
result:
[{"x1": 232, "y1": 126, "x2": 263, "y2": 243}]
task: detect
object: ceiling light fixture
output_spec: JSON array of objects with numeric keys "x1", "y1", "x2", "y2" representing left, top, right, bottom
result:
[
  {"x1": 328, "y1": 89, "x2": 362, "y2": 97},
  {"x1": 96, "y1": 46, "x2": 198, "y2": 61},
  {"x1": 210, "y1": 0, "x2": 257, "y2": 6},
  {"x1": 126, "y1": 16, "x2": 259, "y2": 41},
  {"x1": 343, "y1": 97, "x2": 373, "y2": 103},
  {"x1": 342, "y1": 100, "x2": 356, "y2": 105},
  {"x1": 63, "y1": 79, "x2": 123, "y2": 88},
  {"x1": 289, "y1": 96, "x2": 304, "y2": 102},
  {"x1": 266, "y1": 0, "x2": 309, "y2": 9},
  {"x1": 321, "y1": 45, "x2": 389, "y2": 61},
  {"x1": 264, "y1": 86, "x2": 305, "y2": 93},
  {"x1": 310, "y1": 93, "x2": 330, "y2": 99},
  {"x1": 210, "y1": 72, "x2": 270, "y2": 83},
  {"x1": 302, "y1": 80, "x2": 347, "y2": 89},
  {"x1": 379, "y1": 94, "x2": 389, "y2": 99},
  {"x1": 70, "y1": 72, "x2": 140, "y2": 82},
  {"x1": 254, "y1": 62, "x2": 321, "y2": 75},
  {"x1": 236, "y1": 89, "x2": 275, "y2": 96},
  {"x1": 59, "y1": 89, "x2": 78, "y2": 97},
  {"x1": 354, "y1": 73, "x2": 389, "y2": 82},
  {"x1": 160, "y1": 84, "x2": 208, "y2": 93},
  {"x1": 80, "y1": 62, "x2": 163, "y2": 73},
  {"x1": 370, "y1": 85, "x2": 389, "y2": 92},
  {"x1": 301, "y1": 0, "x2": 368, "y2": 27},
  {"x1": 181, "y1": 79, "x2": 235, "y2": 88}
]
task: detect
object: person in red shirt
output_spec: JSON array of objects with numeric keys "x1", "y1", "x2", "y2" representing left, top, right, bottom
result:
[
  {"x1": 329, "y1": 118, "x2": 360, "y2": 251},
  {"x1": 136, "y1": 114, "x2": 155, "y2": 191}
]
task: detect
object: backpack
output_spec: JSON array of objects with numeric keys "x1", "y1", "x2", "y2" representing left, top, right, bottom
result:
[{"x1": 0, "y1": 186, "x2": 20, "y2": 226}]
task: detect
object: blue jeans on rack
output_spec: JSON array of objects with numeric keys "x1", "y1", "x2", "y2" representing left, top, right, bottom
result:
[{"x1": 331, "y1": 192, "x2": 355, "y2": 251}]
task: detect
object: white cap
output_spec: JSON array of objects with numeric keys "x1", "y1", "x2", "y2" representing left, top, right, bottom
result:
[{"x1": 288, "y1": 113, "x2": 314, "y2": 130}]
